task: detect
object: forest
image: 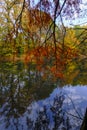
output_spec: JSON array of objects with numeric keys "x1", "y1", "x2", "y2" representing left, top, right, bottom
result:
[
  {"x1": 0, "y1": 0, "x2": 87, "y2": 130},
  {"x1": 0, "y1": 0, "x2": 87, "y2": 80}
]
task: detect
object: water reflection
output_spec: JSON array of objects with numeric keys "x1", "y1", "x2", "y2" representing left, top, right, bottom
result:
[
  {"x1": 0, "y1": 59, "x2": 87, "y2": 130},
  {"x1": 1, "y1": 85, "x2": 87, "y2": 130}
]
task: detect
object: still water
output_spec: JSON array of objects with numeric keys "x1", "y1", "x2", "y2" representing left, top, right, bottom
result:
[{"x1": 0, "y1": 59, "x2": 87, "y2": 130}]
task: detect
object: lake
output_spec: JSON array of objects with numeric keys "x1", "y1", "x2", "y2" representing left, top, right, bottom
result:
[{"x1": 0, "y1": 58, "x2": 87, "y2": 130}]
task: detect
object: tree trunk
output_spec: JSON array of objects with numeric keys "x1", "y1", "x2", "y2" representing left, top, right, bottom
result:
[{"x1": 80, "y1": 108, "x2": 87, "y2": 130}]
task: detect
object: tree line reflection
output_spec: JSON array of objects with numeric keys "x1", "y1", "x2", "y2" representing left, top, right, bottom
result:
[{"x1": 0, "y1": 60, "x2": 87, "y2": 130}]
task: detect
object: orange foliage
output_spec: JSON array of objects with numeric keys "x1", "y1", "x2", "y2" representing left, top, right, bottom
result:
[
  {"x1": 27, "y1": 9, "x2": 52, "y2": 28},
  {"x1": 24, "y1": 44, "x2": 78, "y2": 79}
]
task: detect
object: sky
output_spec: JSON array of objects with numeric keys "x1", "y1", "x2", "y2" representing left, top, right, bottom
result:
[
  {"x1": 33, "y1": 0, "x2": 87, "y2": 26},
  {"x1": 63, "y1": 0, "x2": 87, "y2": 26}
]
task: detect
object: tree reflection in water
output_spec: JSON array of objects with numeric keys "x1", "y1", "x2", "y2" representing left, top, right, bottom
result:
[
  {"x1": 0, "y1": 88, "x2": 85, "y2": 130},
  {"x1": 0, "y1": 61, "x2": 87, "y2": 130},
  {"x1": 21, "y1": 94, "x2": 72, "y2": 130}
]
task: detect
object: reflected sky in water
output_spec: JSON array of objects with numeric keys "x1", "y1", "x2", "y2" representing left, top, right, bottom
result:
[
  {"x1": 0, "y1": 85, "x2": 87, "y2": 130},
  {"x1": 0, "y1": 60, "x2": 87, "y2": 130}
]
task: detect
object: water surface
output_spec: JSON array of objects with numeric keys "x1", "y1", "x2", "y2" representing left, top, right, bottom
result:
[{"x1": 0, "y1": 59, "x2": 87, "y2": 130}]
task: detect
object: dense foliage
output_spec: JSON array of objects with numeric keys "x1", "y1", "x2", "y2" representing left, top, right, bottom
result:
[{"x1": 0, "y1": 0, "x2": 87, "y2": 78}]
